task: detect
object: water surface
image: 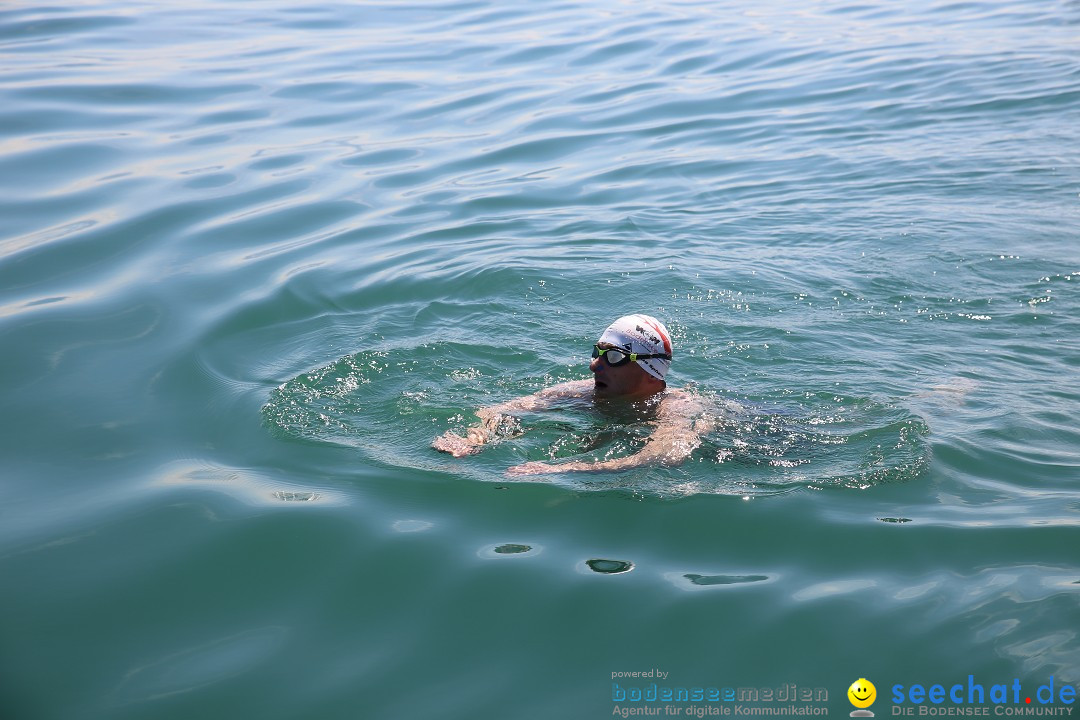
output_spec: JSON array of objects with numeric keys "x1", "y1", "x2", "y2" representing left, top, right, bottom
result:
[{"x1": 1, "y1": 0, "x2": 1079, "y2": 718}]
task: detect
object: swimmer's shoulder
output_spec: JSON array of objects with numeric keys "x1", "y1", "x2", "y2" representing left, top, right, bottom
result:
[
  {"x1": 659, "y1": 385, "x2": 701, "y2": 404},
  {"x1": 657, "y1": 386, "x2": 707, "y2": 416},
  {"x1": 658, "y1": 387, "x2": 719, "y2": 434}
]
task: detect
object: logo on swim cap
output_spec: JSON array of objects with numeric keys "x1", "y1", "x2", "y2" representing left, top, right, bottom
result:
[{"x1": 598, "y1": 314, "x2": 673, "y2": 381}]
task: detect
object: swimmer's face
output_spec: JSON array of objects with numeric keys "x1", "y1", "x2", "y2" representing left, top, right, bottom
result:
[{"x1": 590, "y1": 342, "x2": 652, "y2": 398}]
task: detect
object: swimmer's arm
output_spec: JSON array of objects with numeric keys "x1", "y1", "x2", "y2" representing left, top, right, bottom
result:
[
  {"x1": 508, "y1": 425, "x2": 699, "y2": 475},
  {"x1": 483, "y1": 379, "x2": 593, "y2": 416},
  {"x1": 506, "y1": 393, "x2": 711, "y2": 475},
  {"x1": 433, "y1": 380, "x2": 593, "y2": 457}
]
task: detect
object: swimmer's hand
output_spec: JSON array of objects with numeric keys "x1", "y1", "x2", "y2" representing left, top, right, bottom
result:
[
  {"x1": 433, "y1": 410, "x2": 517, "y2": 457},
  {"x1": 432, "y1": 429, "x2": 489, "y2": 457}
]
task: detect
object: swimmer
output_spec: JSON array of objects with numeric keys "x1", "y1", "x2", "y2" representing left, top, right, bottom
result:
[{"x1": 432, "y1": 314, "x2": 714, "y2": 475}]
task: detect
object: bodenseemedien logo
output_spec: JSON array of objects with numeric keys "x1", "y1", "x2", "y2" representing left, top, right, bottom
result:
[{"x1": 849, "y1": 678, "x2": 877, "y2": 717}]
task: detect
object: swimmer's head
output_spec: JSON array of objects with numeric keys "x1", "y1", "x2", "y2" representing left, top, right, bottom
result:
[
  {"x1": 597, "y1": 314, "x2": 673, "y2": 380},
  {"x1": 590, "y1": 314, "x2": 672, "y2": 398}
]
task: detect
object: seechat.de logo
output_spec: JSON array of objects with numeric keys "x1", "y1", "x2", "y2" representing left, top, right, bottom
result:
[{"x1": 849, "y1": 678, "x2": 877, "y2": 717}]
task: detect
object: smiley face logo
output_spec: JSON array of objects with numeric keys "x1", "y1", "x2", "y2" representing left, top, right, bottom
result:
[{"x1": 848, "y1": 678, "x2": 877, "y2": 709}]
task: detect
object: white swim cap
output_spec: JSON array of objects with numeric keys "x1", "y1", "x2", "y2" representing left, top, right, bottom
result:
[{"x1": 598, "y1": 314, "x2": 673, "y2": 381}]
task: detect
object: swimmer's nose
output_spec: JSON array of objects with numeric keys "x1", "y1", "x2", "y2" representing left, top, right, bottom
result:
[{"x1": 589, "y1": 355, "x2": 603, "y2": 374}]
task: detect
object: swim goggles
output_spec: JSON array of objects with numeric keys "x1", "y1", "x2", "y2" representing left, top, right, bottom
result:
[{"x1": 592, "y1": 344, "x2": 672, "y2": 367}]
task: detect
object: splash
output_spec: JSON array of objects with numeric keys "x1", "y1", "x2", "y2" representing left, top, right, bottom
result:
[
  {"x1": 262, "y1": 345, "x2": 930, "y2": 496},
  {"x1": 690, "y1": 390, "x2": 931, "y2": 495}
]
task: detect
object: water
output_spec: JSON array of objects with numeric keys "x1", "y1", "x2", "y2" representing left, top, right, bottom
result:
[{"x1": 1, "y1": 0, "x2": 1079, "y2": 718}]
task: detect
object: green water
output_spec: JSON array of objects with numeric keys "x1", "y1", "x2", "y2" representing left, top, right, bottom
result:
[{"x1": 1, "y1": 1, "x2": 1079, "y2": 718}]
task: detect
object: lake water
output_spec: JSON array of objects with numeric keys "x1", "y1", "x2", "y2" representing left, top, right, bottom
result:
[{"x1": 1, "y1": 0, "x2": 1078, "y2": 718}]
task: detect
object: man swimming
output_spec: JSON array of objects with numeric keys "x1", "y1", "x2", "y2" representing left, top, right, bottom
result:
[{"x1": 432, "y1": 314, "x2": 714, "y2": 475}]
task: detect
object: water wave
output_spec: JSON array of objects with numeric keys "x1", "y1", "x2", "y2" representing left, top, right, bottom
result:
[{"x1": 262, "y1": 344, "x2": 930, "y2": 496}]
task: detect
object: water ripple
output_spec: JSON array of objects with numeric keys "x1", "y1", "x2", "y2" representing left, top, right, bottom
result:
[{"x1": 2, "y1": 0, "x2": 1079, "y2": 716}]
